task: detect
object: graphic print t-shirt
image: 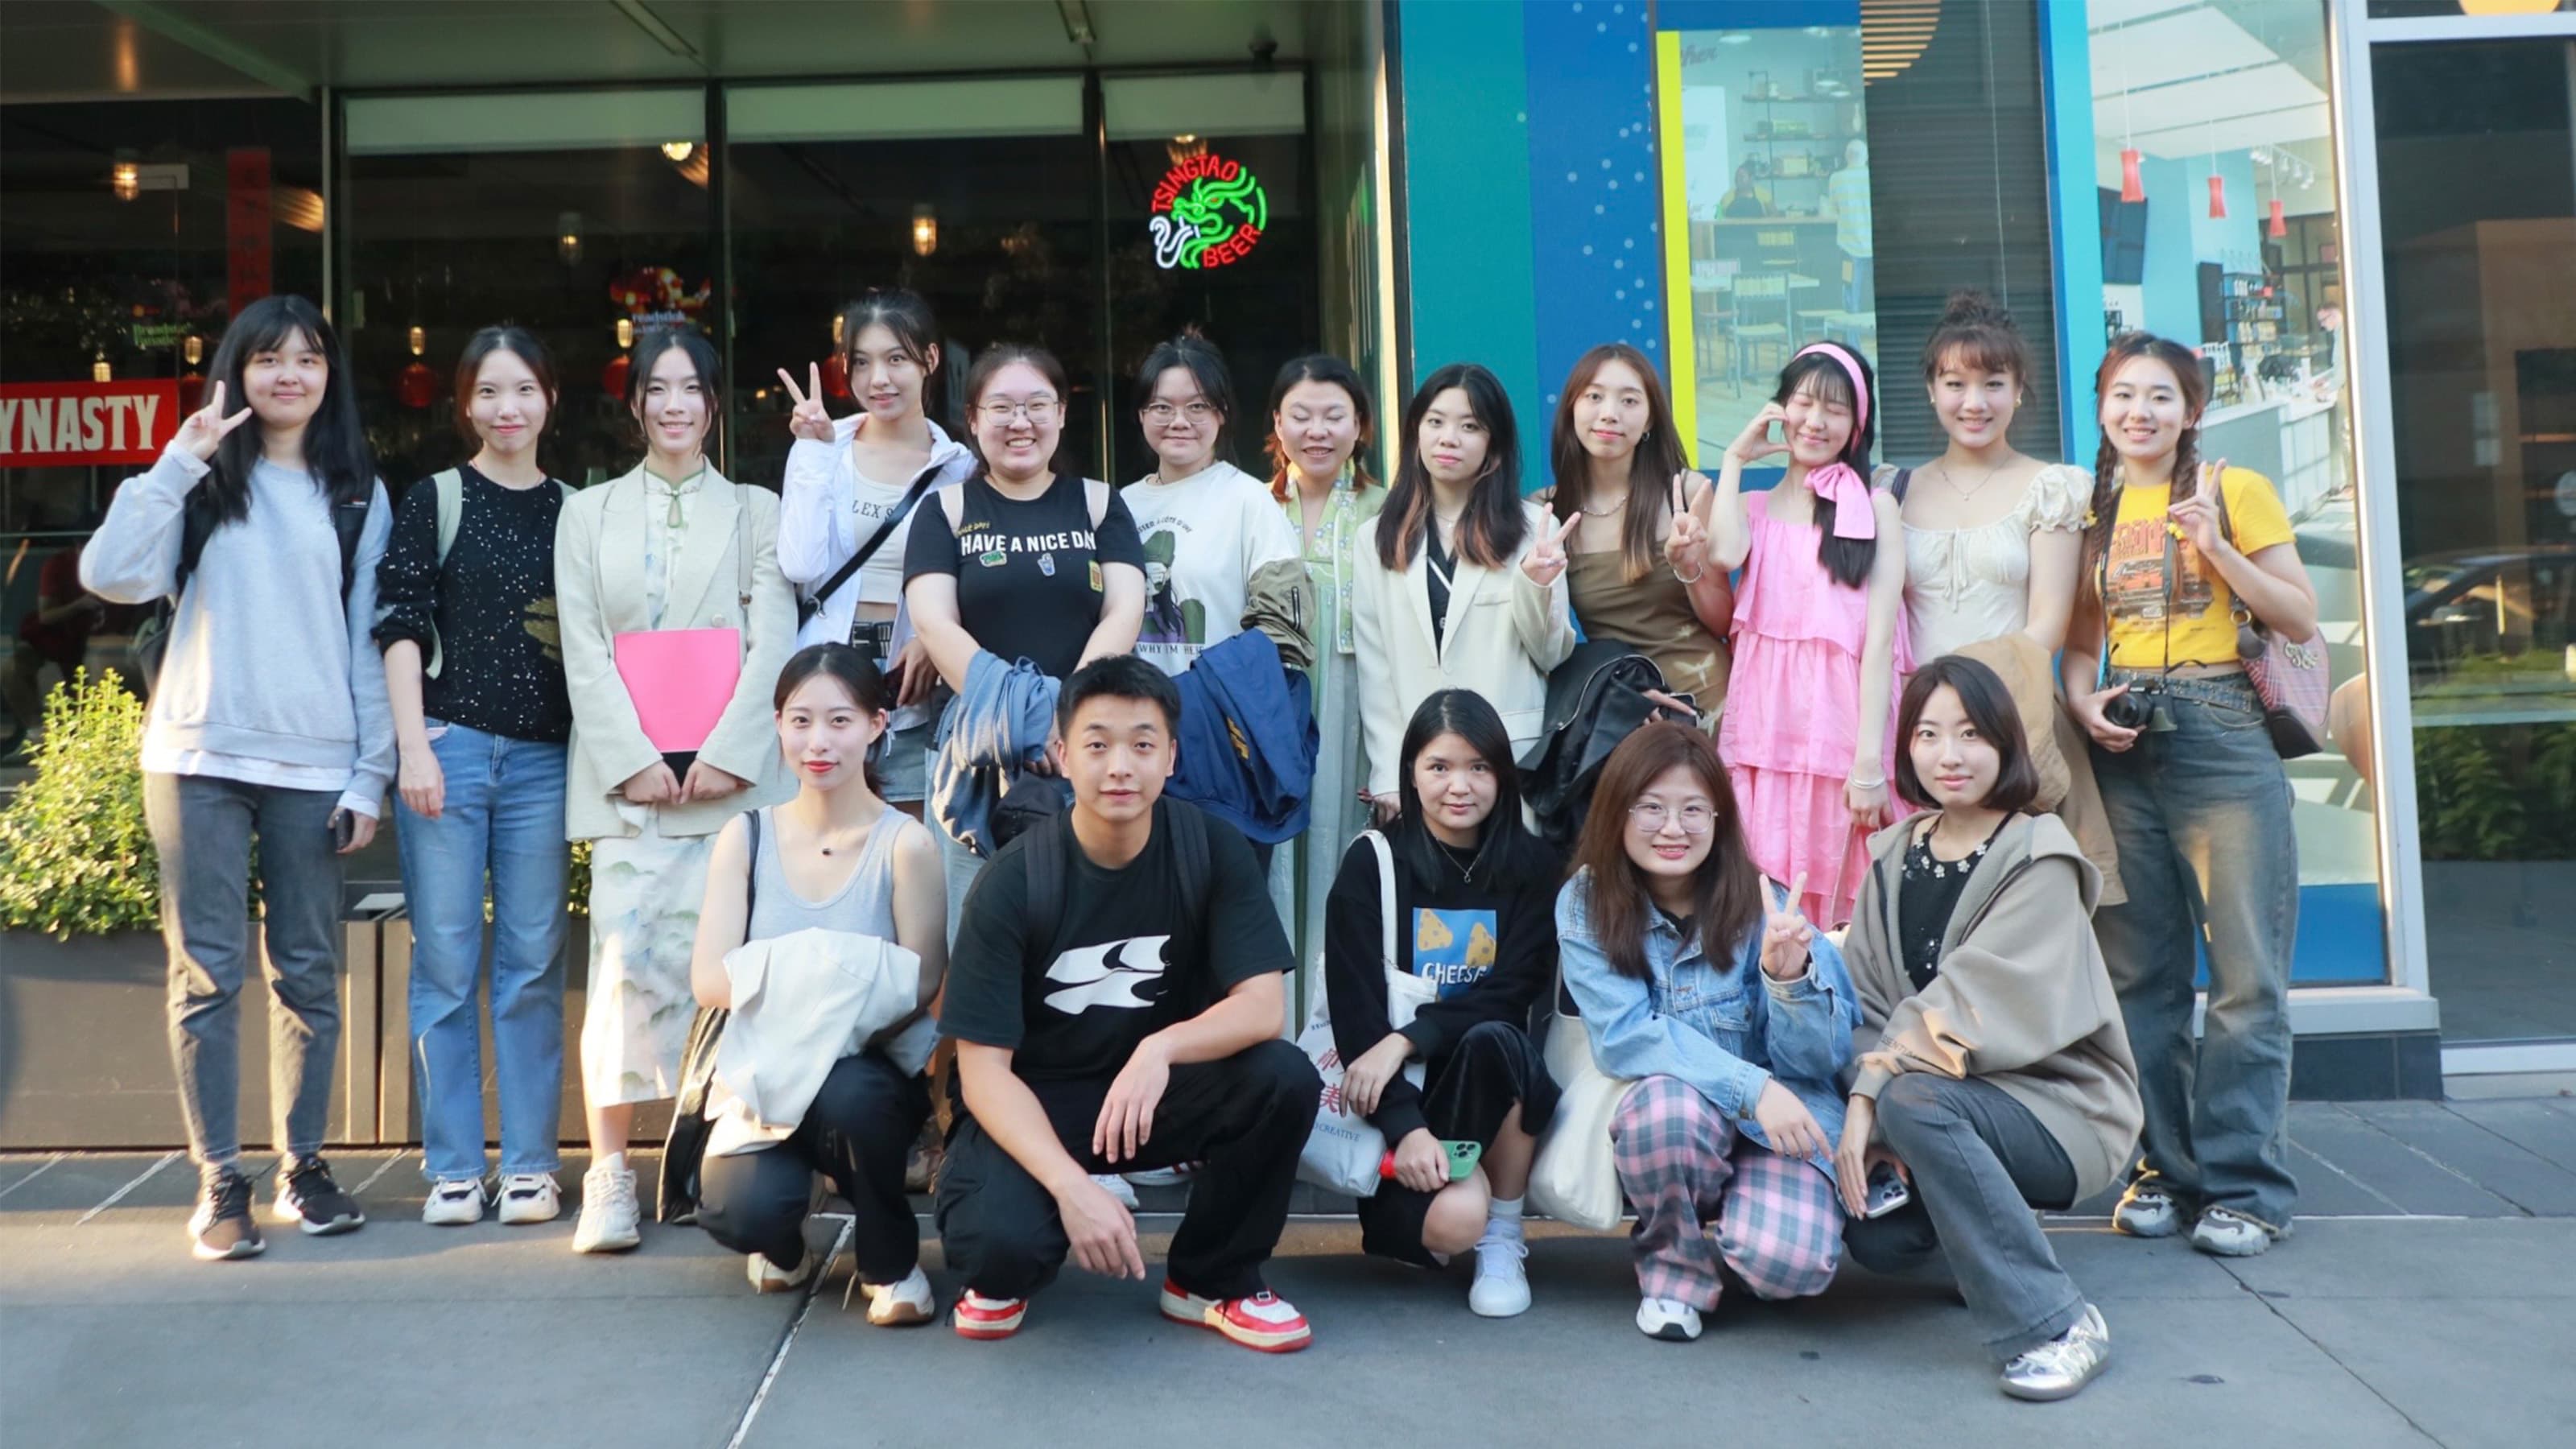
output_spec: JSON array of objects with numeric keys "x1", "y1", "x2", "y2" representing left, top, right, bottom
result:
[
  {"x1": 2101, "y1": 466, "x2": 2295, "y2": 670},
  {"x1": 936, "y1": 800, "x2": 1293, "y2": 1084},
  {"x1": 903, "y1": 470, "x2": 1146, "y2": 681},
  {"x1": 1411, "y1": 906, "x2": 1498, "y2": 999},
  {"x1": 1122, "y1": 460, "x2": 1301, "y2": 677}
]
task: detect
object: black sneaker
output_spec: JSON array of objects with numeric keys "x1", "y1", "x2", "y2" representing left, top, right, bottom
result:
[
  {"x1": 189, "y1": 1167, "x2": 266, "y2": 1261},
  {"x1": 273, "y1": 1155, "x2": 366, "y2": 1236}
]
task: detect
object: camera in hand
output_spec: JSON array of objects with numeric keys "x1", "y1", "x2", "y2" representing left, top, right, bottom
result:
[{"x1": 2101, "y1": 690, "x2": 2153, "y2": 731}]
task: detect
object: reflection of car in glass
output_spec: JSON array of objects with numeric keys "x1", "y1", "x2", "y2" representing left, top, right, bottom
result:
[{"x1": 2403, "y1": 544, "x2": 2575, "y2": 721}]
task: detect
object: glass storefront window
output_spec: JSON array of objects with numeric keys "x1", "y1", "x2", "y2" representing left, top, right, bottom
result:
[
  {"x1": 340, "y1": 89, "x2": 715, "y2": 491},
  {"x1": 2372, "y1": 35, "x2": 2576, "y2": 1040},
  {"x1": 2089, "y1": 1, "x2": 2387, "y2": 985}
]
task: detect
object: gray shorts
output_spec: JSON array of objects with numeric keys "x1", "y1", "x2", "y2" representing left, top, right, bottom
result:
[{"x1": 874, "y1": 718, "x2": 936, "y2": 803}]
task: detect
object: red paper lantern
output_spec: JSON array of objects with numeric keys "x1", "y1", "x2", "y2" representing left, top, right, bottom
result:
[
  {"x1": 2207, "y1": 173, "x2": 2227, "y2": 220},
  {"x1": 2119, "y1": 147, "x2": 2145, "y2": 204},
  {"x1": 601, "y1": 353, "x2": 631, "y2": 398},
  {"x1": 823, "y1": 351, "x2": 852, "y2": 402},
  {"x1": 2268, "y1": 198, "x2": 2287, "y2": 238},
  {"x1": 396, "y1": 360, "x2": 440, "y2": 410}
]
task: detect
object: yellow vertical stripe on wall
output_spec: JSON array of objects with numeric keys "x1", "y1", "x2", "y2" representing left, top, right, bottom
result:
[{"x1": 1655, "y1": 31, "x2": 1697, "y2": 464}]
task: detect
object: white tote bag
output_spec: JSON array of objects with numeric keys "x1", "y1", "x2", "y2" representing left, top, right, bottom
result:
[
  {"x1": 1295, "y1": 831, "x2": 1435, "y2": 1197},
  {"x1": 1526, "y1": 993, "x2": 1639, "y2": 1232}
]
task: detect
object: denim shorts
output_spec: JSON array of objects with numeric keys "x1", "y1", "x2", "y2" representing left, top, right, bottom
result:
[{"x1": 873, "y1": 718, "x2": 935, "y2": 803}]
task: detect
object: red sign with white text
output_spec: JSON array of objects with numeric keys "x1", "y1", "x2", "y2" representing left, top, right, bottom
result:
[{"x1": 0, "y1": 382, "x2": 183, "y2": 467}]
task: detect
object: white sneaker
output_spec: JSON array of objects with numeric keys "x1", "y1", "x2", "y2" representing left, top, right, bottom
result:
[
  {"x1": 2112, "y1": 1180, "x2": 2182, "y2": 1239},
  {"x1": 1123, "y1": 1163, "x2": 1198, "y2": 1188},
  {"x1": 2001, "y1": 1303, "x2": 2112, "y2": 1401},
  {"x1": 1636, "y1": 1296, "x2": 1703, "y2": 1341},
  {"x1": 1468, "y1": 1234, "x2": 1532, "y2": 1318},
  {"x1": 2190, "y1": 1205, "x2": 2280, "y2": 1257},
  {"x1": 747, "y1": 1246, "x2": 820, "y2": 1294},
  {"x1": 858, "y1": 1265, "x2": 937, "y2": 1327},
  {"x1": 572, "y1": 1162, "x2": 641, "y2": 1253},
  {"x1": 422, "y1": 1178, "x2": 486, "y2": 1226},
  {"x1": 1091, "y1": 1173, "x2": 1140, "y2": 1210},
  {"x1": 496, "y1": 1173, "x2": 562, "y2": 1225}
]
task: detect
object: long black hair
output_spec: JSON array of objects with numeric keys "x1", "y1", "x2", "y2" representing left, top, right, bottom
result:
[
  {"x1": 1393, "y1": 688, "x2": 1556, "y2": 891},
  {"x1": 452, "y1": 325, "x2": 558, "y2": 448},
  {"x1": 838, "y1": 287, "x2": 943, "y2": 416},
  {"x1": 1375, "y1": 361, "x2": 1528, "y2": 571},
  {"x1": 201, "y1": 295, "x2": 374, "y2": 521},
  {"x1": 626, "y1": 325, "x2": 721, "y2": 448},
  {"x1": 774, "y1": 642, "x2": 894, "y2": 793},
  {"x1": 1771, "y1": 346, "x2": 1879, "y2": 588}
]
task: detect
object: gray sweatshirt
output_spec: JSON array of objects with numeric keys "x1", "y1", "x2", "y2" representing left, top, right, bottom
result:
[{"x1": 80, "y1": 447, "x2": 395, "y2": 816}]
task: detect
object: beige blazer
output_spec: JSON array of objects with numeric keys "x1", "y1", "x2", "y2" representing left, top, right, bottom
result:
[
  {"x1": 1349, "y1": 499, "x2": 1575, "y2": 796},
  {"x1": 555, "y1": 464, "x2": 797, "y2": 841}
]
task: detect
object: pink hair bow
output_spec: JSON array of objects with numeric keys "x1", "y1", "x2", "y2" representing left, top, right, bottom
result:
[{"x1": 1806, "y1": 461, "x2": 1877, "y2": 541}]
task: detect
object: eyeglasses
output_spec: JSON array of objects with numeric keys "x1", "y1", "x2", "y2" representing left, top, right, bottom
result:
[
  {"x1": 1629, "y1": 801, "x2": 1715, "y2": 836},
  {"x1": 1141, "y1": 400, "x2": 1219, "y2": 423},
  {"x1": 977, "y1": 397, "x2": 1061, "y2": 424}
]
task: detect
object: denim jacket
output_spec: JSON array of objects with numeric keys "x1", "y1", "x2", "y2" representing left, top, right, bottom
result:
[{"x1": 1555, "y1": 869, "x2": 1860, "y2": 1170}]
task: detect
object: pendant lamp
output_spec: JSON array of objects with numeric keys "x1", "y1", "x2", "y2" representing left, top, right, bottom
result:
[
  {"x1": 2120, "y1": 148, "x2": 2145, "y2": 204},
  {"x1": 2207, "y1": 173, "x2": 2227, "y2": 219}
]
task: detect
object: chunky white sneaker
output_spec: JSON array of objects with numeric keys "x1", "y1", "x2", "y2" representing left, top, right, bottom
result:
[
  {"x1": 747, "y1": 1247, "x2": 820, "y2": 1294},
  {"x1": 422, "y1": 1178, "x2": 486, "y2": 1226},
  {"x1": 2001, "y1": 1303, "x2": 2112, "y2": 1401},
  {"x1": 2190, "y1": 1205, "x2": 2279, "y2": 1257},
  {"x1": 2112, "y1": 1181, "x2": 2182, "y2": 1239},
  {"x1": 1468, "y1": 1234, "x2": 1532, "y2": 1318},
  {"x1": 1636, "y1": 1296, "x2": 1703, "y2": 1342},
  {"x1": 1090, "y1": 1173, "x2": 1140, "y2": 1210},
  {"x1": 572, "y1": 1162, "x2": 641, "y2": 1253},
  {"x1": 1122, "y1": 1163, "x2": 1199, "y2": 1188},
  {"x1": 858, "y1": 1265, "x2": 937, "y2": 1327},
  {"x1": 496, "y1": 1173, "x2": 562, "y2": 1225}
]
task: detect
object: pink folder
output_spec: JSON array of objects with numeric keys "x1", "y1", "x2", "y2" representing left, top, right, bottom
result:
[{"x1": 613, "y1": 628, "x2": 741, "y2": 751}]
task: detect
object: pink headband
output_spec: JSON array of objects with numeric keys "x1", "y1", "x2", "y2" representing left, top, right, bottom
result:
[
  {"x1": 1790, "y1": 342, "x2": 1876, "y2": 543},
  {"x1": 1792, "y1": 341, "x2": 1871, "y2": 433}
]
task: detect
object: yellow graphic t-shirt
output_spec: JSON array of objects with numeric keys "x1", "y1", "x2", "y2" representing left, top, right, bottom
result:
[{"x1": 2102, "y1": 466, "x2": 2295, "y2": 670}]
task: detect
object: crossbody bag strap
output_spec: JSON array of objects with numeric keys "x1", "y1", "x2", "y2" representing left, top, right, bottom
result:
[{"x1": 807, "y1": 460, "x2": 945, "y2": 617}]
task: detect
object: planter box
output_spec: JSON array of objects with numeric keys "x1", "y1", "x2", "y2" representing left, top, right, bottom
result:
[{"x1": 0, "y1": 925, "x2": 374, "y2": 1150}]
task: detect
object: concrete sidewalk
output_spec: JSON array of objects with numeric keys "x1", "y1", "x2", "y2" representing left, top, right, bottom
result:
[{"x1": 6, "y1": 1093, "x2": 2573, "y2": 1449}]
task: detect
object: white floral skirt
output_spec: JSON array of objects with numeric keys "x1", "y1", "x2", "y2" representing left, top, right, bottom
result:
[{"x1": 580, "y1": 812, "x2": 714, "y2": 1107}]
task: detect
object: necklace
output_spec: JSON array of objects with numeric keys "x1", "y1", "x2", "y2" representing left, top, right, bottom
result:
[
  {"x1": 1936, "y1": 456, "x2": 2004, "y2": 503},
  {"x1": 1579, "y1": 491, "x2": 1629, "y2": 518},
  {"x1": 1430, "y1": 833, "x2": 1480, "y2": 882}
]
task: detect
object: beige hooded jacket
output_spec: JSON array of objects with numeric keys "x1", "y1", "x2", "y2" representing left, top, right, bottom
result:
[{"x1": 1843, "y1": 811, "x2": 2143, "y2": 1202}]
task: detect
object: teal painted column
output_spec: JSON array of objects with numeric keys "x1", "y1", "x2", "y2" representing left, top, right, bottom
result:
[
  {"x1": 2041, "y1": 0, "x2": 2103, "y2": 464},
  {"x1": 1395, "y1": 0, "x2": 1542, "y2": 489}
]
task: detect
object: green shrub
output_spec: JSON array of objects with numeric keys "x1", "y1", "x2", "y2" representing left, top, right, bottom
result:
[
  {"x1": 2416, "y1": 719, "x2": 2576, "y2": 861},
  {"x1": 0, "y1": 670, "x2": 159, "y2": 938}
]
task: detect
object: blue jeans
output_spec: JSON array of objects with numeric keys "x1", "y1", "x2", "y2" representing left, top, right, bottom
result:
[
  {"x1": 395, "y1": 722, "x2": 569, "y2": 1181},
  {"x1": 2089, "y1": 674, "x2": 2300, "y2": 1228}
]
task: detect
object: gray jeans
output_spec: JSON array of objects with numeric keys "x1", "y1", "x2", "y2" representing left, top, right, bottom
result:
[
  {"x1": 1843, "y1": 1073, "x2": 2083, "y2": 1361},
  {"x1": 2091, "y1": 675, "x2": 2301, "y2": 1228},
  {"x1": 145, "y1": 774, "x2": 345, "y2": 1168}
]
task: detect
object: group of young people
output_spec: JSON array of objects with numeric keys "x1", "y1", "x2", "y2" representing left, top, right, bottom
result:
[{"x1": 76, "y1": 279, "x2": 2318, "y2": 1401}]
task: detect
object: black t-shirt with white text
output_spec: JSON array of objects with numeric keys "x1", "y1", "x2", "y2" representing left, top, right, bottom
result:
[
  {"x1": 902, "y1": 470, "x2": 1146, "y2": 682},
  {"x1": 938, "y1": 799, "x2": 1292, "y2": 1084}
]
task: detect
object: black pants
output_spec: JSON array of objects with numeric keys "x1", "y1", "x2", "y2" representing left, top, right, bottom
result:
[
  {"x1": 1839, "y1": 1073, "x2": 2086, "y2": 1361},
  {"x1": 1359, "y1": 1020, "x2": 1561, "y2": 1265},
  {"x1": 935, "y1": 1036, "x2": 1321, "y2": 1302},
  {"x1": 696, "y1": 1051, "x2": 932, "y2": 1282}
]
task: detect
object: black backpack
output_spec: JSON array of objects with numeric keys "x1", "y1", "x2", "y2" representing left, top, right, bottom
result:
[
  {"x1": 131, "y1": 485, "x2": 373, "y2": 689},
  {"x1": 1019, "y1": 799, "x2": 1215, "y2": 993}
]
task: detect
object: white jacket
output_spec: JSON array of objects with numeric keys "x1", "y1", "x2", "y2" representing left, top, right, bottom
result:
[
  {"x1": 1348, "y1": 499, "x2": 1575, "y2": 796},
  {"x1": 705, "y1": 927, "x2": 927, "y2": 1158},
  {"x1": 778, "y1": 413, "x2": 976, "y2": 652}
]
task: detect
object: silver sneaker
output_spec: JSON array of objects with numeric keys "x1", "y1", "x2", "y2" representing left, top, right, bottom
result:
[
  {"x1": 2001, "y1": 1304, "x2": 2111, "y2": 1402},
  {"x1": 2190, "y1": 1204, "x2": 2279, "y2": 1257},
  {"x1": 2112, "y1": 1181, "x2": 2182, "y2": 1239},
  {"x1": 572, "y1": 1162, "x2": 642, "y2": 1253}
]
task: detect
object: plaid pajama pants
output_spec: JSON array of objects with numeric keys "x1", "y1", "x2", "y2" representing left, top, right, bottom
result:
[{"x1": 1611, "y1": 1075, "x2": 1843, "y2": 1311}]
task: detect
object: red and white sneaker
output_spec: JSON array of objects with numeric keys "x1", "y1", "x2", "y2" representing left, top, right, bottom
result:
[
  {"x1": 1158, "y1": 1280, "x2": 1312, "y2": 1353},
  {"x1": 952, "y1": 1290, "x2": 1026, "y2": 1340}
]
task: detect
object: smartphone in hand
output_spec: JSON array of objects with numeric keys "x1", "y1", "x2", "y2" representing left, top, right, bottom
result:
[
  {"x1": 329, "y1": 808, "x2": 357, "y2": 852},
  {"x1": 1863, "y1": 1162, "x2": 1912, "y2": 1219}
]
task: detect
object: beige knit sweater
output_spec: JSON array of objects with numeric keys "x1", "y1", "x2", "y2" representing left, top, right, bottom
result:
[{"x1": 1843, "y1": 811, "x2": 2144, "y2": 1202}]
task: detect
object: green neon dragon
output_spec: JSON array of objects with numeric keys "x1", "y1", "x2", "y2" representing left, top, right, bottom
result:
[{"x1": 1152, "y1": 167, "x2": 1269, "y2": 270}]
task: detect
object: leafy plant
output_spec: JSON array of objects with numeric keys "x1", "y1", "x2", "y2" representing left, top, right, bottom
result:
[
  {"x1": 2415, "y1": 720, "x2": 2576, "y2": 861},
  {"x1": 0, "y1": 670, "x2": 159, "y2": 938}
]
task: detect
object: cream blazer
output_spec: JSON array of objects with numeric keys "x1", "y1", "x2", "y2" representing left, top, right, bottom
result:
[
  {"x1": 1348, "y1": 499, "x2": 1575, "y2": 797},
  {"x1": 555, "y1": 464, "x2": 796, "y2": 841}
]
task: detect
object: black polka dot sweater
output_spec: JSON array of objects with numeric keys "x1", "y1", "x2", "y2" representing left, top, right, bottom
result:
[{"x1": 373, "y1": 464, "x2": 574, "y2": 743}]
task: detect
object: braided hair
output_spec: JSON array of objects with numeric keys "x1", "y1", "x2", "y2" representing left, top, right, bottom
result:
[{"x1": 2084, "y1": 332, "x2": 2209, "y2": 595}]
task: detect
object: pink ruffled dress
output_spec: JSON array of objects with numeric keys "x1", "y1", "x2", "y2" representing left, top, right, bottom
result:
[{"x1": 1717, "y1": 489, "x2": 1913, "y2": 927}]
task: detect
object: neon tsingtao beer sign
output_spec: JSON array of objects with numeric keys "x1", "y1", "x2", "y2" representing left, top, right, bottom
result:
[{"x1": 1148, "y1": 154, "x2": 1268, "y2": 270}]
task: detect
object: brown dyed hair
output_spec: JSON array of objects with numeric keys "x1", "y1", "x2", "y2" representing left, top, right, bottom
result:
[
  {"x1": 2083, "y1": 332, "x2": 2209, "y2": 591},
  {"x1": 1374, "y1": 361, "x2": 1528, "y2": 572},
  {"x1": 1567, "y1": 722, "x2": 1765, "y2": 981},
  {"x1": 1893, "y1": 654, "x2": 2041, "y2": 813},
  {"x1": 452, "y1": 326, "x2": 558, "y2": 444},
  {"x1": 1547, "y1": 343, "x2": 1688, "y2": 582},
  {"x1": 1920, "y1": 289, "x2": 2034, "y2": 390}
]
